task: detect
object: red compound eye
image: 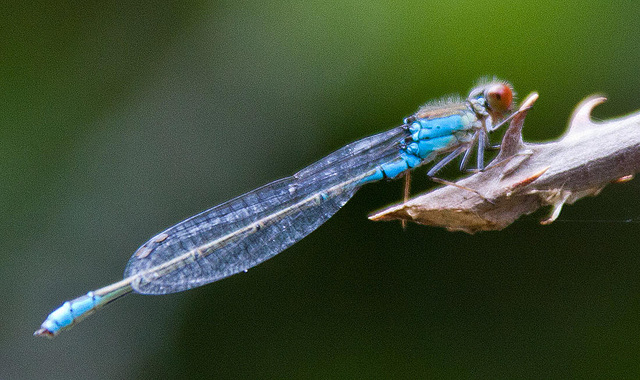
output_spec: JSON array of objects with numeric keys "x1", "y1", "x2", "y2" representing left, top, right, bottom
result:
[{"x1": 485, "y1": 83, "x2": 513, "y2": 115}]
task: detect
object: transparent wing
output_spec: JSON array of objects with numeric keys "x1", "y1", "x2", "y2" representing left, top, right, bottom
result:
[{"x1": 124, "y1": 126, "x2": 407, "y2": 294}]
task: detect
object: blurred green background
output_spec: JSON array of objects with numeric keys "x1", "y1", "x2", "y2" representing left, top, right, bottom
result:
[{"x1": 3, "y1": 1, "x2": 640, "y2": 378}]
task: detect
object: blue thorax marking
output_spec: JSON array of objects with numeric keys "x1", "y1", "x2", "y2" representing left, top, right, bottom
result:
[
  {"x1": 408, "y1": 114, "x2": 470, "y2": 141},
  {"x1": 361, "y1": 112, "x2": 474, "y2": 184}
]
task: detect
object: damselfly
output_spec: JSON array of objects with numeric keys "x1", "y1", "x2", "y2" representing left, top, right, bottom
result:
[{"x1": 35, "y1": 79, "x2": 516, "y2": 337}]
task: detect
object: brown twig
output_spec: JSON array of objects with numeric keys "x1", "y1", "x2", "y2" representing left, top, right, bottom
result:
[{"x1": 369, "y1": 93, "x2": 640, "y2": 233}]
